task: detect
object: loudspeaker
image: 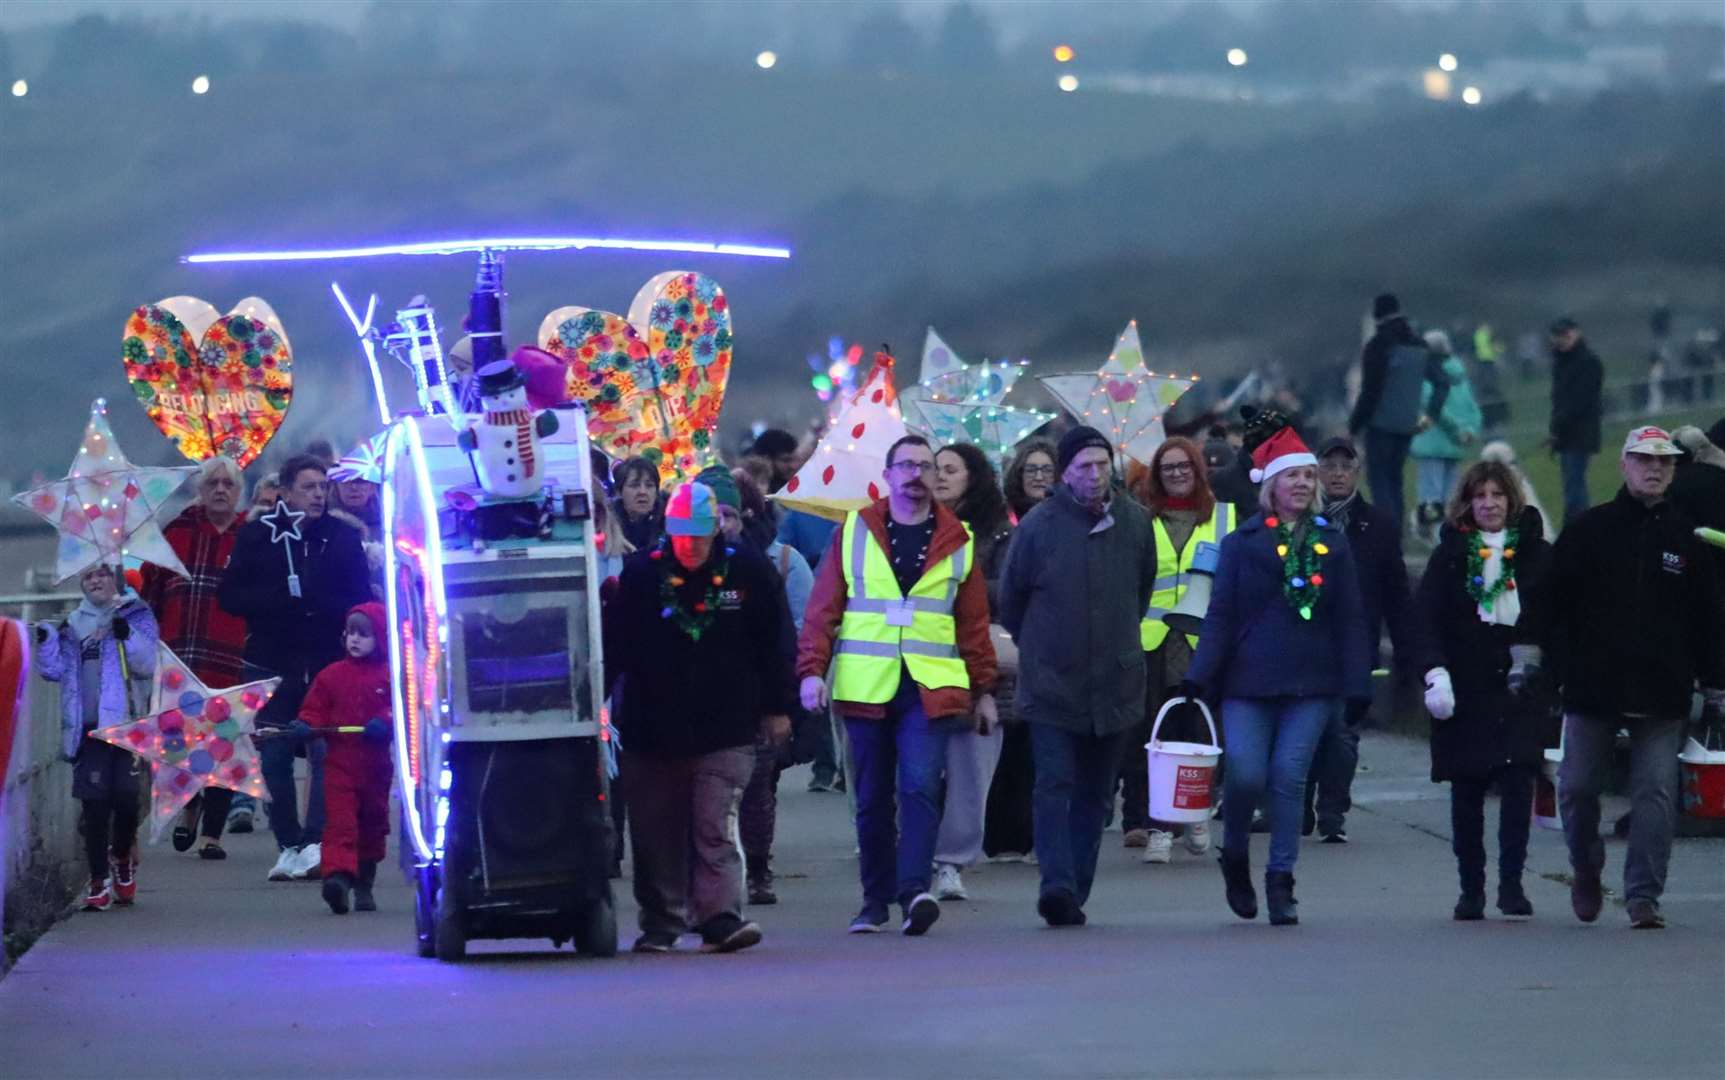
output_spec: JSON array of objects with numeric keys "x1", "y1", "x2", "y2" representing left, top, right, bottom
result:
[{"x1": 1163, "y1": 540, "x2": 1222, "y2": 636}]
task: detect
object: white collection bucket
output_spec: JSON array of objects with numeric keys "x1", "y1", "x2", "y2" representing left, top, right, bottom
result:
[
  {"x1": 1145, "y1": 697, "x2": 1222, "y2": 824},
  {"x1": 1533, "y1": 743, "x2": 1563, "y2": 831}
]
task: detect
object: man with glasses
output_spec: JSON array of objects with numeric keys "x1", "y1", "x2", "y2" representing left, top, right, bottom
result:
[
  {"x1": 998, "y1": 426, "x2": 1157, "y2": 927},
  {"x1": 1293, "y1": 438, "x2": 1412, "y2": 843},
  {"x1": 220, "y1": 454, "x2": 371, "y2": 882},
  {"x1": 798, "y1": 435, "x2": 998, "y2": 936}
]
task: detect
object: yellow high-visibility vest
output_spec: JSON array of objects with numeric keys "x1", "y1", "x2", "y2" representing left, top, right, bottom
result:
[
  {"x1": 1140, "y1": 502, "x2": 1235, "y2": 651},
  {"x1": 832, "y1": 511, "x2": 972, "y2": 704}
]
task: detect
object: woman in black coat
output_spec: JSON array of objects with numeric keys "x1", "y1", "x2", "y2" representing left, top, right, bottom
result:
[{"x1": 1412, "y1": 460, "x2": 1552, "y2": 922}]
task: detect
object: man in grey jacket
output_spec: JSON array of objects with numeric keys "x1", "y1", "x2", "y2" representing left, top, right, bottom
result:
[{"x1": 997, "y1": 426, "x2": 1158, "y2": 927}]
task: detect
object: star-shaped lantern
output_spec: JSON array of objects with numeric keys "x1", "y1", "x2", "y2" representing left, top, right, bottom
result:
[
  {"x1": 910, "y1": 327, "x2": 1028, "y2": 407},
  {"x1": 1035, "y1": 321, "x2": 1198, "y2": 466},
  {"x1": 259, "y1": 498, "x2": 304, "y2": 544},
  {"x1": 10, "y1": 400, "x2": 195, "y2": 582},
  {"x1": 91, "y1": 644, "x2": 278, "y2": 842},
  {"x1": 901, "y1": 397, "x2": 1056, "y2": 468}
]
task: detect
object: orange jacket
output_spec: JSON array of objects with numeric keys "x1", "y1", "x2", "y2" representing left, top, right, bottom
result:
[{"x1": 796, "y1": 500, "x2": 996, "y2": 720}]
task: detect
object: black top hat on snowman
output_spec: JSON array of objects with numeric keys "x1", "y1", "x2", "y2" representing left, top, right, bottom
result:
[{"x1": 475, "y1": 359, "x2": 526, "y2": 400}]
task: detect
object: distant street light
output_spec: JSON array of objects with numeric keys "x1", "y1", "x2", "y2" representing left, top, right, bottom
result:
[
  {"x1": 191, "y1": 75, "x2": 210, "y2": 95},
  {"x1": 1423, "y1": 69, "x2": 1452, "y2": 100},
  {"x1": 1439, "y1": 53, "x2": 1458, "y2": 72},
  {"x1": 1053, "y1": 44, "x2": 1075, "y2": 63},
  {"x1": 1227, "y1": 48, "x2": 1248, "y2": 67},
  {"x1": 1058, "y1": 74, "x2": 1079, "y2": 93},
  {"x1": 755, "y1": 50, "x2": 777, "y2": 70},
  {"x1": 1462, "y1": 85, "x2": 1482, "y2": 106},
  {"x1": 9, "y1": 79, "x2": 26, "y2": 98}
]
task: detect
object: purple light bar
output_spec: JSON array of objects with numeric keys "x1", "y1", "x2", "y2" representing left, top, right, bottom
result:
[{"x1": 182, "y1": 235, "x2": 791, "y2": 264}]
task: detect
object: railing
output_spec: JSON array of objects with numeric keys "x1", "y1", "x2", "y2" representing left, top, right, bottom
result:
[{"x1": 2, "y1": 593, "x2": 83, "y2": 972}]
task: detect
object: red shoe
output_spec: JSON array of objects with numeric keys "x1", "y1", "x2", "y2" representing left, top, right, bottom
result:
[
  {"x1": 110, "y1": 853, "x2": 137, "y2": 905},
  {"x1": 82, "y1": 878, "x2": 113, "y2": 911}
]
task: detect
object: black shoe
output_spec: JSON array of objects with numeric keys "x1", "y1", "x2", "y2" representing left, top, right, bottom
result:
[
  {"x1": 1250, "y1": 813, "x2": 1271, "y2": 835},
  {"x1": 748, "y1": 876, "x2": 778, "y2": 906},
  {"x1": 353, "y1": 860, "x2": 377, "y2": 912},
  {"x1": 1454, "y1": 892, "x2": 1486, "y2": 921},
  {"x1": 632, "y1": 930, "x2": 679, "y2": 953},
  {"x1": 1626, "y1": 898, "x2": 1664, "y2": 929},
  {"x1": 172, "y1": 825, "x2": 196, "y2": 853},
  {"x1": 848, "y1": 905, "x2": 889, "y2": 934},
  {"x1": 1036, "y1": 889, "x2": 1084, "y2": 927},
  {"x1": 321, "y1": 872, "x2": 353, "y2": 915},
  {"x1": 197, "y1": 842, "x2": 227, "y2": 860},
  {"x1": 699, "y1": 915, "x2": 763, "y2": 954},
  {"x1": 1220, "y1": 851, "x2": 1257, "y2": 920},
  {"x1": 1319, "y1": 829, "x2": 1348, "y2": 845},
  {"x1": 1497, "y1": 882, "x2": 1532, "y2": 918},
  {"x1": 1301, "y1": 806, "x2": 1316, "y2": 837},
  {"x1": 1571, "y1": 867, "x2": 1603, "y2": 923},
  {"x1": 901, "y1": 893, "x2": 940, "y2": 936},
  {"x1": 1265, "y1": 870, "x2": 1298, "y2": 926}
]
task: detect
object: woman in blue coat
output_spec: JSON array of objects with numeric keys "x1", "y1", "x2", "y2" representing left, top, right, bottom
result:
[{"x1": 1186, "y1": 430, "x2": 1373, "y2": 925}]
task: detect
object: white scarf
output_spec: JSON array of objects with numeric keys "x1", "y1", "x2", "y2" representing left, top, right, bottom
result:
[{"x1": 1475, "y1": 529, "x2": 1520, "y2": 626}]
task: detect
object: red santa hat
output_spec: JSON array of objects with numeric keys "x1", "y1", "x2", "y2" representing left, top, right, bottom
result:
[{"x1": 1249, "y1": 427, "x2": 1317, "y2": 484}]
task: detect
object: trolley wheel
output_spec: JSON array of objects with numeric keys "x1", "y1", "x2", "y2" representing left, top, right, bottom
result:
[
  {"x1": 572, "y1": 892, "x2": 617, "y2": 958},
  {"x1": 434, "y1": 882, "x2": 467, "y2": 962},
  {"x1": 413, "y1": 869, "x2": 436, "y2": 959}
]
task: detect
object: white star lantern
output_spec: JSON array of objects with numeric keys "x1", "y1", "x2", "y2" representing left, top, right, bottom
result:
[
  {"x1": 911, "y1": 327, "x2": 1028, "y2": 406},
  {"x1": 774, "y1": 354, "x2": 909, "y2": 523},
  {"x1": 11, "y1": 399, "x2": 195, "y2": 582},
  {"x1": 91, "y1": 644, "x2": 278, "y2": 843},
  {"x1": 1035, "y1": 321, "x2": 1198, "y2": 466},
  {"x1": 901, "y1": 328, "x2": 1051, "y2": 464}
]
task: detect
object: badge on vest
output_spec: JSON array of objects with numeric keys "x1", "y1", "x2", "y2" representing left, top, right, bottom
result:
[
  {"x1": 885, "y1": 599, "x2": 916, "y2": 627},
  {"x1": 719, "y1": 588, "x2": 744, "y2": 611}
]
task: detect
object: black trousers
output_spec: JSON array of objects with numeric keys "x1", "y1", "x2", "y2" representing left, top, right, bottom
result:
[
  {"x1": 1449, "y1": 764, "x2": 1536, "y2": 895},
  {"x1": 983, "y1": 722, "x2": 1036, "y2": 857},
  {"x1": 183, "y1": 788, "x2": 234, "y2": 841},
  {"x1": 81, "y1": 799, "x2": 140, "y2": 880}
]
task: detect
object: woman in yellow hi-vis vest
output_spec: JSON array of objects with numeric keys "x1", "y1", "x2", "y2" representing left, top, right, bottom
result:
[{"x1": 1121, "y1": 437, "x2": 1233, "y2": 864}]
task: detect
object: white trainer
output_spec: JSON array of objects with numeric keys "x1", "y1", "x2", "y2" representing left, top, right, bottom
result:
[
  {"x1": 1184, "y1": 820, "x2": 1211, "y2": 856},
  {"x1": 289, "y1": 843, "x2": 323, "y2": 880},
  {"x1": 267, "y1": 848, "x2": 298, "y2": 882},
  {"x1": 1143, "y1": 829, "x2": 1173, "y2": 864},
  {"x1": 933, "y1": 863, "x2": 968, "y2": 901}
]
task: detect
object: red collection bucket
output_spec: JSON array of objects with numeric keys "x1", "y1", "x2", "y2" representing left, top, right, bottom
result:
[{"x1": 1679, "y1": 734, "x2": 1725, "y2": 819}]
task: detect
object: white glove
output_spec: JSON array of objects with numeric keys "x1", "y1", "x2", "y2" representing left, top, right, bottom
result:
[{"x1": 1424, "y1": 667, "x2": 1455, "y2": 721}]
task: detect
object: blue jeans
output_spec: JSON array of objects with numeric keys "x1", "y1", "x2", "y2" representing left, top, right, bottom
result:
[
  {"x1": 1558, "y1": 450, "x2": 1593, "y2": 526},
  {"x1": 1221, "y1": 697, "x2": 1335, "y2": 873},
  {"x1": 1364, "y1": 428, "x2": 1412, "y2": 528},
  {"x1": 1306, "y1": 699, "x2": 1362, "y2": 835},
  {"x1": 844, "y1": 682, "x2": 955, "y2": 912},
  {"x1": 1415, "y1": 457, "x2": 1459, "y2": 506},
  {"x1": 260, "y1": 734, "x2": 326, "y2": 850},
  {"x1": 1030, "y1": 724, "x2": 1128, "y2": 907}
]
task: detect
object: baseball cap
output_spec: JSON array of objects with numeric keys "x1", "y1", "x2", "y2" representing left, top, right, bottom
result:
[
  {"x1": 1622, "y1": 425, "x2": 1682, "y2": 457},
  {"x1": 1315, "y1": 436, "x2": 1358, "y2": 460}
]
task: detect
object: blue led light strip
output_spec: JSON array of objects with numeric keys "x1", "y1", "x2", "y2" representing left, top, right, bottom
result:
[{"x1": 183, "y1": 236, "x2": 791, "y2": 264}]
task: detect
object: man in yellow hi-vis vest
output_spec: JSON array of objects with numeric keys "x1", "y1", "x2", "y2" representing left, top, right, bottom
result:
[{"x1": 797, "y1": 435, "x2": 997, "y2": 937}]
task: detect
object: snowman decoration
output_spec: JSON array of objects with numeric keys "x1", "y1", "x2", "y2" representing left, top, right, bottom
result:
[{"x1": 457, "y1": 359, "x2": 559, "y2": 500}]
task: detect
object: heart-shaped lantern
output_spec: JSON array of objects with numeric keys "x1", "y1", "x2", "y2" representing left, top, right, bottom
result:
[
  {"x1": 122, "y1": 296, "x2": 293, "y2": 469},
  {"x1": 539, "y1": 272, "x2": 731, "y2": 482}
]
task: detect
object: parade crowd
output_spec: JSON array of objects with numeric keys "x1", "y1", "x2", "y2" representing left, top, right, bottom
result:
[{"x1": 33, "y1": 295, "x2": 1725, "y2": 954}]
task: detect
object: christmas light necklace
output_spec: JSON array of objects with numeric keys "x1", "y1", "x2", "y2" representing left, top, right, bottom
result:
[
  {"x1": 652, "y1": 542, "x2": 733, "y2": 642},
  {"x1": 1266, "y1": 513, "x2": 1331, "y2": 621}
]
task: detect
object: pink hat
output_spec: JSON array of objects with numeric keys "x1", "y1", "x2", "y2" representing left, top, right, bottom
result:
[{"x1": 1250, "y1": 427, "x2": 1317, "y2": 484}]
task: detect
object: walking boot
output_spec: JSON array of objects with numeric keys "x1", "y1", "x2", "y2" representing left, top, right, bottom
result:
[
  {"x1": 1571, "y1": 865, "x2": 1603, "y2": 923},
  {"x1": 1453, "y1": 892, "x2": 1486, "y2": 920},
  {"x1": 1220, "y1": 850, "x2": 1257, "y2": 920},
  {"x1": 354, "y1": 861, "x2": 378, "y2": 912},
  {"x1": 1265, "y1": 870, "x2": 1298, "y2": 926},
  {"x1": 1497, "y1": 879, "x2": 1532, "y2": 918},
  {"x1": 322, "y1": 871, "x2": 353, "y2": 915}
]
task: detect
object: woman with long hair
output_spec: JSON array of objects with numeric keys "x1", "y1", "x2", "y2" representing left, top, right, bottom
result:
[
  {"x1": 929, "y1": 443, "x2": 1015, "y2": 900},
  {"x1": 1412, "y1": 460, "x2": 1551, "y2": 920},
  {"x1": 1002, "y1": 438, "x2": 1058, "y2": 523},
  {"x1": 1120, "y1": 436, "x2": 1235, "y2": 864},
  {"x1": 1186, "y1": 429, "x2": 1372, "y2": 925}
]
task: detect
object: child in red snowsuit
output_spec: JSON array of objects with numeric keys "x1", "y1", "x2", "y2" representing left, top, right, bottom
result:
[{"x1": 295, "y1": 602, "x2": 393, "y2": 914}]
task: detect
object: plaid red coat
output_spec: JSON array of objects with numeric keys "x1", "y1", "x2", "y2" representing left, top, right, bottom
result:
[{"x1": 140, "y1": 504, "x2": 247, "y2": 688}]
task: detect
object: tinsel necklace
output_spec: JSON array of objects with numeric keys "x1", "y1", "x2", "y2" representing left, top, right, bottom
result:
[
  {"x1": 1265, "y1": 513, "x2": 1331, "y2": 621},
  {"x1": 1463, "y1": 525, "x2": 1519, "y2": 609},
  {"x1": 653, "y1": 542, "x2": 733, "y2": 642}
]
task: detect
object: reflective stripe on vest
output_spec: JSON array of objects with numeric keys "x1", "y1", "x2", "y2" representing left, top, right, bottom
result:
[
  {"x1": 1141, "y1": 501, "x2": 1234, "y2": 651},
  {"x1": 832, "y1": 512, "x2": 972, "y2": 704}
]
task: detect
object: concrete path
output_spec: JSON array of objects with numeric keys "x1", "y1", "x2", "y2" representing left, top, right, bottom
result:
[{"x1": 2, "y1": 731, "x2": 1720, "y2": 1079}]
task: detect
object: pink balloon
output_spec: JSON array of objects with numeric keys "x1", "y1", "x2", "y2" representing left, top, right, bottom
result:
[{"x1": 512, "y1": 345, "x2": 570, "y2": 411}]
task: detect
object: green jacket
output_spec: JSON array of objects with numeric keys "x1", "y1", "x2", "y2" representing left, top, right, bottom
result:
[{"x1": 1411, "y1": 356, "x2": 1482, "y2": 461}]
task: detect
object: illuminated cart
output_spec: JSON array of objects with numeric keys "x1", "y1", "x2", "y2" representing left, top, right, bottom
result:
[{"x1": 382, "y1": 409, "x2": 615, "y2": 961}]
